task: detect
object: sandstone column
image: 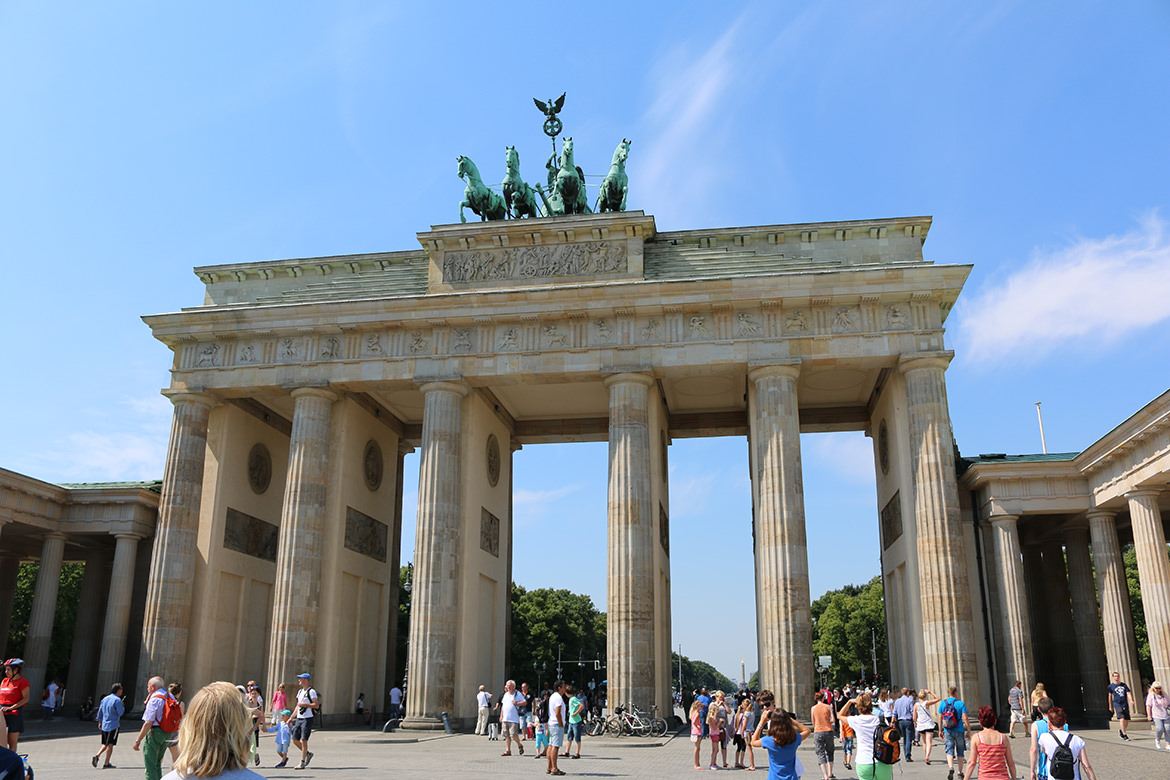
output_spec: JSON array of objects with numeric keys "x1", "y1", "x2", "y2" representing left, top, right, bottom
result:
[
  {"x1": 898, "y1": 352, "x2": 977, "y2": 696},
  {"x1": 1039, "y1": 542, "x2": 1083, "y2": 714},
  {"x1": 1063, "y1": 523, "x2": 1109, "y2": 721},
  {"x1": 1021, "y1": 547, "x2": 1053, "y2": 677},
  {"x1": 748, "y1": 363, "x2": 812, "y2": 710},
  {"x1": 139, "y1": 392, "x2": 213, "y2": 686},
  {"x1": 605, "y1": 373, "x2": 656, "y2": 711},
  {"x1": 989, "y1": 515, "x2": 1033, "y2": 696},
  {"x1": 265, "y1": 387, "x2": 337, "y2": 695},
  {"x1": 402, "y1": 381, "x2": 468, "y2": 728},
  {"x1": 96, "y1": 534, "x2": 142, "y2": 695},
  {"x1": 67, "y1": 547, "x2": 111, "y2": 702},
  {"x1": 24, "y1": 533, "x2": 67, "y2": 693},
  {"x1": 383, "y1": 440, "x2": 411, "y2": 715},
  {"x1": 0, "y1": 555, "x2": 21, "y2": 656},
  {"x1": 1126, "y1": 489, "x2": 1170, "y2": 686},
  {"x1": 1088, "y1": 510, "x2": 1145, "y2": 717}
]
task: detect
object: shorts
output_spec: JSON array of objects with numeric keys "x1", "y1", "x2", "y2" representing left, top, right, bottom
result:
[
  {"x1": 535, "y1": 733, "x2": 548, "y2": 751},
  {"x1": 275, "y1": 741, "x2": 289, "y2": 754},
  {"x1": 501, "y1": 721, "x2": 520, "y2": 739},
  {"x1": 691, "y1": 734, "x2": 701, "y2": 743},
  {"x1": 1113, "y1": 705, "x2": 1131, "y2": 720},
  {"x1": 290, "y1": 717, "x2": 313, "y2": 741},
  {"x1": 944, "y1": 730, "x2": 966, "y2": 758},
  {"x1": 567, "y1": 722, "x2": 582, "y2": 742},
  {"x1": 733, "y1": 734, "x2": 746, "y2": 751},
  {"x1": 843, "y1": 736, "x2": 854, "y2": 754},
  {"x1": 549, "y1": 724, "x2": 565, "y2": 747},
  {"x1": 4, "y1": 712, "x2": 23, "y2": 734},
  {"x1": 1010, "y1": 709, "x2": 1027, "y2": 724},
  {"x1": 857, "y1": 762, "x2": 893, "y2": 780},
  {"x1": 814, "y1": 731, "x2": 835, "y2": 764},
  {"x1": 101, "y1": 729, "x2": 120, "y2": 746},
  {"x1": 918, "y1": 727, "x2": 936, "y2": 735}
]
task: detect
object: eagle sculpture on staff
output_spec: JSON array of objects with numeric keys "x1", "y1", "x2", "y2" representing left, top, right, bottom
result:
[{"x1": 534, "y1": 93, "x2": 566, "y2": 137}]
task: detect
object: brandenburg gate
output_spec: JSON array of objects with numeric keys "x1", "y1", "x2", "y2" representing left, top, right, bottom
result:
[{"x1": 138, "y1": 210, "x2": 982, "y2": 727}]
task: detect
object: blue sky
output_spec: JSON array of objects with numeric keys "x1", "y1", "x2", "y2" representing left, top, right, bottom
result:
[{"x1": 2, "y1": 1, "x2": 1168, "y2": 683}]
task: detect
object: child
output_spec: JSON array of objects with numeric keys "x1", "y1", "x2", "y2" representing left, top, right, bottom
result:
[
  {"x1": 690, "y1": 701, "x2": 704, "y2": 770},
  {"x1": 266, "y1": 709, "x2": 292, "y2": 768},
  {"x1": 533, "y1": 690, "x2": 550, "y2": 758}
]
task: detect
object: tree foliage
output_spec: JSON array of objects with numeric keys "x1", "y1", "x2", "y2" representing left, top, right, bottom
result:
[
  {"x1": 1124, "y1": 546, "x2": 1153, "y2": 682},
  {"x1": 508, "y1": 585, "x2": 607, "y2": 691},
  {"x1": 6, "y1": 562, "x2": 86, "y2": 684},
  {"x1": 810, "y1": 576, "x2": 888, "y2": 688},
  {"x1": 673, "y1": 652, "x2": 736, "y2": 695}
]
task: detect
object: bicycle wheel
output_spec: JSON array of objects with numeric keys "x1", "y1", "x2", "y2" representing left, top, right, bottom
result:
[
  {"x1": 633, "y1": 719, "x2": 651, "y2": 737},
  {"x1": 651, "y1": 718, "x2": 668, "y2": 737},
  {"x1": 606, "y1": 715, "x2": 623, "y2": 736},
  {"x1": 589, "y1": 718, "x2": 605, "y2": 736}
]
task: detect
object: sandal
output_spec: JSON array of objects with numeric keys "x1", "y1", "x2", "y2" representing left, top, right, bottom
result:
[
  {"x1": 551, "y1": 771, "x2": 566, "y2": 776},
  {"x1": 501, "y1": 752, "x2": 512, "y2": 756}
]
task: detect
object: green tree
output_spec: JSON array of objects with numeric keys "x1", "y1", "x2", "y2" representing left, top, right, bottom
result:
[
  {"x1": 811, "y1": 576, "x2": 888, "y2": 688},
  {"x1": 1124, "y1": 546, "x2": 1154, "y2": 683},
  {"x1": 6, "y1": 561, "x2": 85, "y2": 684},
  {"x1": 673, "y1": 652, "x2": 735, "y2": 695},
  {"x1": 508, "y1": 585, "x2": 607, "y2": 692},
  {"x1": 392, "y1": 563, "x2": 412, "y2": 689}
]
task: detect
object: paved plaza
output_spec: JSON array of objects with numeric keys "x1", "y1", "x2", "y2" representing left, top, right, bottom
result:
[{"x1": 14, "y1": 715, "x2": 1163, "y2": 779}]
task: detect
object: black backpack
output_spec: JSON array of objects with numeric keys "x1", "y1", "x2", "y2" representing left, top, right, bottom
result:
[
  {"x1": 536, "y1": 695, "x2": 549, "y2": 724},
  {"x1": 1048, "y1": 731, "x2": 1076, "y2": 780},
  {"x1": 874, "y1": 717, "x2": 901, "y2": 765}
]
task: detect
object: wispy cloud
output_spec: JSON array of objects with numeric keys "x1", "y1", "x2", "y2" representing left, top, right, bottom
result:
[
  {"x1": 803, "y1": 433, "x2": 875, "y2": 487},
  {"x1": 955, "y1": 212, "x2": 1170, "y2": 364},
  {"x1": 635, "y1": 17, "x2": 746, "y2": 225},
  {"x1": 32, "y1": 394, "x2": 172, "y2": 483}
]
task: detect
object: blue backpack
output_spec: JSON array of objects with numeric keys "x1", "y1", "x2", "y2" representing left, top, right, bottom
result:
[{"x1": 939, "y1": 698, "x2": 960, "y2": 730}]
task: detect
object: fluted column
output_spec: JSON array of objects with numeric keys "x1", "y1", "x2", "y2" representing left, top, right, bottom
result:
[
  {"x1": 96, "y1": 534, "x2": 142, "y2": 695},
  {"x1": 68, "y1": 547, "x2": 111, "y2": 702},
  {"x1": 139, "y1": 392, "x2": 213, "y2": 686},
  {"x1": 1088, "y1": 510, "x2": 1145, "y2": 717},
  {"x1": 265, "y1": 387, "x2": 337, "y2": 697},
  {"x1": 383, "y1": 440, "x2": 412, "y2": 715},
  {"x1": 1039, "y1": 542, "x2": 1083, "y2": 714},
  {"x1": 0, "y1": 554, "x2": 21, "y2": 656},
  {"x1": 989, "y1": 515, "x2": 1033, "y2": 697},
  {"x1": 1127, "y1": 489, "x2": 1170, "y2": 686},
  {"x1": 748, "y1": 363, "x2": 812, "y2": 710},
  {"x1": 898, "y1": 352, "x2": 977, "y2": 696},
  {"x1": 605, "y1": 373, "x2": 657, "y2": 711},
  {"x1": 1063, "y1": 523, "x2": 1109, "y2": 720},
  {"x1": 25, "y1": 533, "x2": 67, "y2": 693},
  {"x1": 402, "y1": 381, "x2": 468, "y2": 728}
]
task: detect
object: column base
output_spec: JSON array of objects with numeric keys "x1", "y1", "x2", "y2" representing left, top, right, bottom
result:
[
  {"x1": 400, "y1": 716, "x2": 446, "y2": 731},
  {"x1": 1082, "y1": 708, "x2": 1113, "y2": 729}
]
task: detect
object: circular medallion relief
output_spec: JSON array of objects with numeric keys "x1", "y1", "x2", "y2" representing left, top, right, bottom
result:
[
  {"x1": 363, "y1": 440, "x2": 383, "y2": 491},
  {"x1": 486, "y1": 434, "x2": 501, "y2": 487},
  {"x1": 247, "y1": 443, "x2": 272, "y2": 494},
  {"x1": 878, "y1": 419, "x2": 890, "y2": 475}
]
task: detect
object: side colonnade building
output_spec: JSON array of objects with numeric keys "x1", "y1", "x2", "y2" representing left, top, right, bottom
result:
[{"x1": 0, "y1": 211, "x2": 1165, "y2": 728}]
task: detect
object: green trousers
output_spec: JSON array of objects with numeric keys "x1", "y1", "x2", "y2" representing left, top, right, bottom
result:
[{"x1": 143, "y1": 726, "x2": 173, "y2": 780}]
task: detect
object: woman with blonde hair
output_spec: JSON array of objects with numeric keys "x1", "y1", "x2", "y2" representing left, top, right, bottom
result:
[
  {"x1": 162, "y1": 681, "x2": 263, "y2": 779},
  {"x1": 1029, "y1": 683, "x2": 1046, "y2": 721}
]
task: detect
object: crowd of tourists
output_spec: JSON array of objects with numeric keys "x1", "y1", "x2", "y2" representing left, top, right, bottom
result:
[
  {"x1": 477, "y1": 679, "x2": 592, "y2": 775},
  {"x1": 674, "y1": 674, "x2": 1132, "y2": 780}
]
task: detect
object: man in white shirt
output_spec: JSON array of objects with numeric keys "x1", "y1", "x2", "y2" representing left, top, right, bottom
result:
[
  {"x1": 291, "y1": 673, "x2": 318, "y2": 769},
  {"x1": 388, "y1": 685, "x2": 403, "y2": 720},
  {"x1": 499, "y1": 680, "x2": 526, "y2": 756},
  {"x1": 547, "y1": 680, "x2": 567, "y2": 776},
  {"x1": 475, "y1": 685, "x2": 493, "y2": 735}
]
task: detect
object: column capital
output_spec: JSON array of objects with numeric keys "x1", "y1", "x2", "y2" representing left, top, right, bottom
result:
[
  {"x1": 1124, "y1": 487, "x2": 1162, "y2": 501},
  {"x1": 988, "y1": 513, "x2": 1020, "y2": 528},
  {"x1": 397, "y1": 441, "x2": 416, "y2": 458},
  {"x1": 418, "y1": 379, "x2": 470, "y2": 397},
  {"x1": 603, "y1": 372, "x2": 655, "y2": 389},
  {"x1": 897, "y1": 350, "x2": 954, "y2": 374},
  {"x1": 162, "y1": 390, "x2": 216, "y2": 409},
  {"x1": 43, "y1": 532, "x2": 67, "y2": 543},
  {"x1": 748, "y1": 361, "x2": 801, "y2": 383},
  {"x1": 112, "y1": 532, "x2": 143, "y2": 542},
  {"x1": 290, "y1": 386, "x2": 339, "y2": 404},
  {"x1": 1086, "y1": 508, "x2": 1118, "y2": 523}
]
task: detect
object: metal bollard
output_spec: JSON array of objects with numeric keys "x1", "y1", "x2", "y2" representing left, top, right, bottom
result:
[{"x1": 441, "y1": 711, "x2": 452, "y2": 734}]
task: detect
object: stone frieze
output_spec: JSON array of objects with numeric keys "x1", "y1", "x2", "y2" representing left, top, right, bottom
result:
[{"x1": 442, "y1": 241, "x2": 627, "y2": 284}]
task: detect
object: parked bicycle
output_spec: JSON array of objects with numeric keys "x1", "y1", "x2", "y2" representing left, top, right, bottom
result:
[{"x1": 605, "y1": 703, "x2": 668, "y2": 737}]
